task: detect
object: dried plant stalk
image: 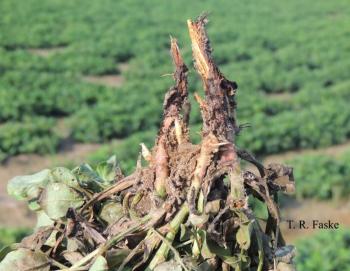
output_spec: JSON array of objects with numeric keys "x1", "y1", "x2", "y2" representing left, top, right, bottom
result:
[{"x1": 1, "y1": 15, "x2": 296, "y2": 271}]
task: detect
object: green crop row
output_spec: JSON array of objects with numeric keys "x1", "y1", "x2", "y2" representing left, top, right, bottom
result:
[
  {"x1": 0, "y1": 228, "x2": 30, "y2": 248},
  {"x1": 0, "y1": 118, "x2": 60, "y2": 162},
  {"x1": 287, "y1": 151, "x2": 350, "y2": 200},
  {"x1": 237, "y1": 98, "x2": 350, "y2": 156},
  {"x1": 0, "y1": 0, "x2": 350, "y2": 158},
  {"x1": 296, "y1": 229, "x2": 350, "y2": 270},
  {"x1": 0, "y1": 70, "x2": 113, "y2": 122}
]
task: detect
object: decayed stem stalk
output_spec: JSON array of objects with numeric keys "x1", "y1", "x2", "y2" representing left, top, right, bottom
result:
[
  {"x1": 187, "y1": 16, "x2": 237, "y2": 141},
  {"x1": 187, "y1": 16, "x2": 246, "y2": 210},
  {"x1": 153, "y1": 38, "x2": 189, "y2": 197},
  {"x1": 187, "y1": 133, "x2": 219, "y2": 214}
]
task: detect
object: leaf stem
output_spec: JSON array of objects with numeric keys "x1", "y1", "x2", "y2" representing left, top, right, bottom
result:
[{"x1": 147, "y1": 203, "x2": 189, "y2": 270}]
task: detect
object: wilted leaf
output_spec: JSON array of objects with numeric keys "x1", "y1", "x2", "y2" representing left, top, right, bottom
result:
[
  {"x1": 50, "y1": 167, "x2": 80, "y2": 188},
  {"x1": 40, "y1": 182, "x2": 84, "y2": 219},
  {"x1": 89, "y1": 255, "x2": 109, "y2": 271},
  {"x1": 35, "y1": 211, "x2": 54, "y2": 229},
  {"x1": 277, "y1": 262, "x2": 296, "y2": 271},
  {"x1": 189, "y1": 213, "x2": 209, "y2": 226},
  {"x1": 0, "y1": 244, "x2": 17, "y2": 262},
  {"x1": 73, "y1": 164, "x2": 104, "y2": 191},
  {"x1": 44, "y1": 230, "x2": 58, "y2": 247},
  {"x1": 105, "y1": 248, "x2": 130, "y2": 268},
  {"x1": 0, "y1": 248, "x2": 50, "y2": 271},
  {"x1": 99, "y1": 201, "x2": 124, "y2": 225},
  {"x1": 20, "y1": 227, "x2": 53, "y2": 251},
  {"x1": 67, "y1": 238, "x2": 86, "y2": 252},
  {"x1": 197, "y1": 260, "x2": 213, "y2": 271},
  {"x1": 7, "y1": 169, "x2": 50, "y2": 200},
  {"x1": 179, "y1": 224, "x2": 190, "y2": 241},
  {"x1": 62, "y1": 251, "x2": 84, "y2": 265},
  {"x1": 275, "y1": 245, "x2": 296, "y2": 264},
  {"x1": 197, "y1": 229, "x2": 243, "y2": 269},
  {"x1": 96, "y1": 155, "x2": 121, "y2": 185},
  {"x1": 204, "y1": 200, "x2": 221, "y2": 214},
  {"x1": 236, "y1": 222, "x2": 253, "y2": 250},
  {"x1": 28, "y1": 198, "x2": 41, "y2": 211},
  {"x1": 154, "y1": 260, "x2": 183, "y2": 271}
]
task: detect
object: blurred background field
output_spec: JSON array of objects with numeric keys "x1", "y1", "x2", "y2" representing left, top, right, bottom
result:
[{"x1": 0, "y1": 0, "x2": 350, "y2": 268}]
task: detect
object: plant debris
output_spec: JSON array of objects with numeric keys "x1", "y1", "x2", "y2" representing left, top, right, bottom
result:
[{"x1": 1, "y1": 15, "x2": 296, "y2": 271}]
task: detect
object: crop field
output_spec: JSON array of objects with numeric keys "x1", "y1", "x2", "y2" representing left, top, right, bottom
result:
[{"x1": 0, "y1": 0, "x2": 350, "y2": 268}]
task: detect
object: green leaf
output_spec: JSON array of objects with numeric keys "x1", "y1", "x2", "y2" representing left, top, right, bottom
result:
[
  {"x1": 199, "y1": 230, "x2": 215, "y2": 259},
  {"x1": 0, "y1": 248, "x2": 50, "y2": 271},
  {"x1": 89, "y1": 255, "x2": 108, "y2": 271},
  {"x1": 7, "y1": 169, "x2": 51, "y2": 200},
  {"x1": 40, "y1": 183, "x2": 84, "y2": 219}
]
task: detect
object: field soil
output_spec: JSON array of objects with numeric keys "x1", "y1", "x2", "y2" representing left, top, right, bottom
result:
[
  {"x1": 264, "y1": 140, "x2": 350, "y2": 164},
  {"x1": 28, "y1": 46, "x2": 66, "y2": 57},
  {"x1": 83, "y1": 74, "x2": 124, "y2": 87},
  {"x1": 82, "y1": 63, "x2": 128, "y2": 87}
]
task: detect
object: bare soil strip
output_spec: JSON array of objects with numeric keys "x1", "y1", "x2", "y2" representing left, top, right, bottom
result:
[
  {"x1": 83, "y1": 74, "x2": 124, "y2": 87},
  {"x1": 82, "y1": 63, "x2": 129, "y2": 87},
  {"x1": 263, "y1": 140, "x2": 350, "y2": 165},
  {"x1": 265, "y1": 92, "x2": 293, "y2": 101},
  {"x1": 28, "y1": 46, "x2": 66, "y2": 57}
]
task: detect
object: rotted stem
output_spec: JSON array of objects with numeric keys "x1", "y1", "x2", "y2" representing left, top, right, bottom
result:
[
  {"x1": 153, "y1": 38, "x2": 189, "y2": 197},
  {"x1": 187, "y1": 16, "x2": 245, "y2": 209},
  {"x1": 187, "y1": 16, "x2": 238, "y2": 141},
  {"x1": 187, "y1": 133, "x2": 219, "y2": 214}
]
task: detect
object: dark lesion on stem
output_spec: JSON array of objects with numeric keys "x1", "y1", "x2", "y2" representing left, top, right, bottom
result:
[
  {"x1": 153, "y1": 38, "x2": 190, "y2": 196},
  {"x1": 187, "y1": 15, "x2": 238, "y2": 141},
  {"x1": 186, "y1": 15, "x2": 242, "y2": 215}
]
